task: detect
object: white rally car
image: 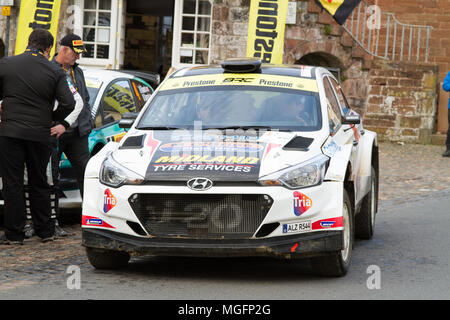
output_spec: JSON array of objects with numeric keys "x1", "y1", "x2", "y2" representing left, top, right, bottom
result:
[{"x1": 82, "y1": 59, "x2": 379, "y2": 277}]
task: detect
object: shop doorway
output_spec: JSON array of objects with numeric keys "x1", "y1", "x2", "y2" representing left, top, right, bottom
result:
[{"x1": 124, "y1": 0, "x2": 175, "y2": 78}]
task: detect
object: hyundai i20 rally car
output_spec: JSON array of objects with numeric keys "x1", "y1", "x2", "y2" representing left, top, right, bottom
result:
[{"x1": 82, "y1": 59, "x2": 379, "y2": 277}]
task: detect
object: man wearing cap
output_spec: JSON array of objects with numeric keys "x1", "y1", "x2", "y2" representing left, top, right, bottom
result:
[{"x1": 51, "y1": 34, "x2": 93, "y2": 236}]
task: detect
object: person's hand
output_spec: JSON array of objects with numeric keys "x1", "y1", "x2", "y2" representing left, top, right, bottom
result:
[{"x1": 51, "y1": 124, "x2": 66, "y2": 138}]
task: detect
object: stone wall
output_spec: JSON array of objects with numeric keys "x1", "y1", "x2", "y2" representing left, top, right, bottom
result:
[
  {"x1": 370, "y1": 0, "x2": 449, "y2": 134},
  {"x1": 210, "y1": 0, "x2": 250, "y2": 63},
  {"x1": 364, "y1": 59, "x2": 438, "y2": 143},
  {"x1": 0, "y1": 3, "x2": 20, "y2": 56}
]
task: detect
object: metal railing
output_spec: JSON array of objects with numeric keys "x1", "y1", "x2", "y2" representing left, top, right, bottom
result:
[{"x1": 342, "y1": 0, "x2": 433, "y2": 63}]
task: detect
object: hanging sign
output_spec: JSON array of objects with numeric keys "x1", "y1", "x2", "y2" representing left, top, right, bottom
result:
[
  {"x1": 15, "y1": 0, "x2": 62, "y2": 56},
  {"x1": 246, "y1": 0, "x2": 289, "y2": 64}
]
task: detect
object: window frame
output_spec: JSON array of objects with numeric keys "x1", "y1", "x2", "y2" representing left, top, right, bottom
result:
[
  {"x1": 322, "y1": 75, "x2": 343, "y2": 135},
  {"x1": 172, "y1": 0, "x2": 213, "y2": 68},
  {"x1": 95, "y1": 78, "x2": 138, "y2": 128},
  {"x1": 328, "y1": 76, "x2": 351, "y2": 116},
  {"x1": 74, "y1": 0, "x2": 119, "y2": 67}
]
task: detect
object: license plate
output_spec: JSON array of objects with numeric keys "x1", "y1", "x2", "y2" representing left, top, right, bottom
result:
[{"x1": 282, "y1": 221, "x2": 311, "y2": 234}]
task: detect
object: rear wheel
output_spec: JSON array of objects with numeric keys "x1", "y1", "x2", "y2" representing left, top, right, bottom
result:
[
  {"x1": 310, "y1": 189, "x2": 354, "y2": 277},
  {"x1": 85, "y1": 247, "x2": 130, "y2": 270},
  {"x1": 355, "y1": 166, "x2": 377, "y2": 239}
]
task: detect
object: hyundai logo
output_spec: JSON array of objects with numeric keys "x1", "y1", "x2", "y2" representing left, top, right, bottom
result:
[{"x1": 187, "y1": 178, "x2": 213, "y2": 191}]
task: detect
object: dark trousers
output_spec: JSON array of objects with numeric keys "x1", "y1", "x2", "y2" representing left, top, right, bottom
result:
[
  {"x1": 0, "y1": 137, "x2": 53, "y2": 241},
  {"x1": 56, "y1": 132, "x2": 90, "y2": 199},
  {"x1": 446, "y1": 110, "x2": 450, "y2": 150}
]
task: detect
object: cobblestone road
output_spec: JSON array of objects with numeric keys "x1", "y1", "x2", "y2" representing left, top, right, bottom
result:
[{"x1": 0, "y1": 142, "x2": 449, "y2": 291}]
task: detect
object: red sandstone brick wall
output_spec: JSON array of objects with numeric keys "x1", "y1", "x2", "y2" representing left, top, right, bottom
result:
[{"x1": 376, "y1": 0, "x2": 450, "y2": 133}]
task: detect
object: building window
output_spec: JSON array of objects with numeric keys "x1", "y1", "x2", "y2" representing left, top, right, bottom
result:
[
  {"x1": 174, "y1": 0, "x2": 212, "y2": 66},
  {"x1": 75, "y1": 0, "x2": 118, "y2": 66},
  {"x1": 82, "y1": 0, "x2": 112, "y2": 59}
]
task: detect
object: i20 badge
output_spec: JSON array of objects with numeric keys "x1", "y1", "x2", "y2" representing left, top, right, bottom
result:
[
  {"x1": 293, "y1": 191, "x2": 312, "y2": 216},
  {"x1": 104, "y1": 189, "x2": 117, "y2": 213}
]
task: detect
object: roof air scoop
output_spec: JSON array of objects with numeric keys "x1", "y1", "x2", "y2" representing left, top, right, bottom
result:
[{"x1": 221, "y1": 58, "x2": 262, "y2": 73}]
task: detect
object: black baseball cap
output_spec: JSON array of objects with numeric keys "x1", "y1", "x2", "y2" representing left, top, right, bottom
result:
[{"x1": 60, "y1": 34, "x2": 86, "y2": 54}]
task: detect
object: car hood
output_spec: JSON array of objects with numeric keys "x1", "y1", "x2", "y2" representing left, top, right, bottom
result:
[{"x1": 111, "y1": 130, "x2": 327, "y2": 182}]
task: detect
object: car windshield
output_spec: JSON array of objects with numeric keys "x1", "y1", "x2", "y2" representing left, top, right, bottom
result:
[
  {"x1": 137, "y1": 87, "x2": 322, "y2": 131},
  {"x1": 85, "y1": 76, "x2": 103, "y2": 108}
]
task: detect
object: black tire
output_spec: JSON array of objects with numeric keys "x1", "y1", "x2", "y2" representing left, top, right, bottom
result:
[
  {"x1": 85, "y1": 247, "x2": 130, "y2": 270},
  {"x1": 310, "y1": 189, "x2": 354, "y2": 277},
  {"x1": 355, "y1": 166, "x2": 377, "y2": 240}
]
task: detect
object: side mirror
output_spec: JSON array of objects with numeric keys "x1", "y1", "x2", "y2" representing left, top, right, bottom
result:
[
  {"x1": 342, "y1": 114, "x2": 361, "y2": 125},
  {"x1": 119, "y1": 112, "x2": 138, "y2": 129}
]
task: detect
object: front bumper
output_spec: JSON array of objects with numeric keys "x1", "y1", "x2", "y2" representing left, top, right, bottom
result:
[{"x1": 82, "y1": 228, "x2": 343, "y2": 259}]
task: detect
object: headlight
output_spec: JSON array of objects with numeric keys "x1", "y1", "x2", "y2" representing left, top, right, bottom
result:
[
  {"x1": 100, "y1": 153, "x2": 144, "y2": 188},
  {"x1": 259, "y1": 154, "x2": 329, "y2": 189}
]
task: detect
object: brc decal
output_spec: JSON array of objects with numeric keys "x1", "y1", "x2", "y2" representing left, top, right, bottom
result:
[
  {"x1": 82, "y1": 215, "x2": 115, "y2": 229},
  {"x1": 293, "y1": 191, "x2": 312, "y2": 216},
  {"x1": 103, "y1": 189, "x2": 117, "y2": 213},
  {"x1": 223, "y1": 77, "x2": 256, "y2": 83}
]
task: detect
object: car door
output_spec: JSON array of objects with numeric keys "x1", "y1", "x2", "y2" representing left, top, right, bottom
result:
[{"x1": 325, "y1": 76, "x2": 364, "y2": 203}]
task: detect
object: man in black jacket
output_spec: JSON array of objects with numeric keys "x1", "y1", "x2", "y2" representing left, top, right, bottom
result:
[{"x1": 0, "y1": 29, "x2": 75, "y2": 245}]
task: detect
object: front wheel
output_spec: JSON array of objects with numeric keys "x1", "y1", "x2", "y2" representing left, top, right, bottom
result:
[
  {"x1": 85, "y1": 247, "x2": 130, "y2": 270},
  {"x1": 310, "y1": 189, "x2": 354, "y2": 277}
]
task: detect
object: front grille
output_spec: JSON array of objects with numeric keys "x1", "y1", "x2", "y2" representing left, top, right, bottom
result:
[{"x1": 129, "y1": 194, "x2": 273, "y2": 239}]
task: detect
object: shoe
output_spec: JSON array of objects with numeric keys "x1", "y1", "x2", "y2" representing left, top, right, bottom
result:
[
  {"x1": 24, "y1": 223, "x2": 35, "y2": 239},
  {"x1": 443, "y1": 149, "x2": 450, "y2": 157},
  {"x1": 41, "y1": 236, "x2": 54, "y2": 243},
  {"x1": 54, "y1": 221, "x2": 68, "y2": 238},
  {"x1": 0, "y1": 233, "x2": 24, "y2": 245}
]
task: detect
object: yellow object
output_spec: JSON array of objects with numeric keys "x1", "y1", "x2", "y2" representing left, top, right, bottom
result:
[
  {"x1": 1, "y1": 6, "x2": 11, "y2": 16},
  {"x1": 15, "y1": 0, "x2": 62, "y2": 57},
  {"x1": 103, "y1": 83, "x2": 135, "y2": 114},
  {"x1": 316, "y1": 0, "x2": 345, "y2": 15},
  {"x1": 246, "y1": 0, "x2": 289, "y2": 64}
]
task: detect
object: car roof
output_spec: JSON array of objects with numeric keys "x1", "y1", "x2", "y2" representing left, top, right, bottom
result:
[
  {"x1": 82, "y1": 68, "x2": 135, "y2": 82},
  {"x1": 169, "y1": 62, "x2": 323, "y2": 80}
]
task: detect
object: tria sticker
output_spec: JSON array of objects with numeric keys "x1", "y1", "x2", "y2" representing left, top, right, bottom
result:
[
  {"x1": 293, "y1": 191, "x2": 312, "y2": 216},
  {"x1": 103, "y1": 189, "x2": 117, "y2": 213}
]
